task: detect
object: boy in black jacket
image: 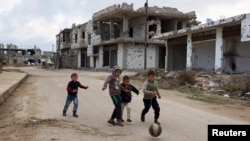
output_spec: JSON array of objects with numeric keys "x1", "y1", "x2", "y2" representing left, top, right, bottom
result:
[
  {"x1": 63, "y1": 73, "x2": 88, "y2": 117},
  {"x1": 120, "y1": 75, "x2": 139, "y2": 122}
]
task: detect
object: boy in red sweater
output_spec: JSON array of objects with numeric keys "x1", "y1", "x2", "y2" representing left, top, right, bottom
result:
[{"x1": 63, "y1": 73, "x2": 88, "y2": 117}]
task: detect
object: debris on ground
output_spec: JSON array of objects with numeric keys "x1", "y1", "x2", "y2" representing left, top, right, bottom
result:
[{"x1": 132, "y1": 69, "x2": 250, "y2": 100}]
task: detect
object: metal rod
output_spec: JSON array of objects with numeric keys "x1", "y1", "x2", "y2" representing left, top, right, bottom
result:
[{"x1": 144, "y1": 0, "x2": 148, "y2": 70}]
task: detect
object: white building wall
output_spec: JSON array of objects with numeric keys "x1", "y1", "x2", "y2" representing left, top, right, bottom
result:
[
  {"x1": 215, "y1": 28, "x2": 223, "y2": 74},
  {"x1": 186, "y1": 34, "x2": 193, "y2": 70},
  {"x1": 193, "y1": 40, "x2": 215, "y2": 71},
  {"x1": 117, "y1": 44, "x2": 125, "y2": 69},
  {"x1": 98, "y1": 46, "x2": 103, "y2": 68},
  {"x1": 86, "y1": 20, "x2": 94, "y2": 68},
  {"x1": 131, "y1": 17, "x2": 145, "y2": 39},
  {"x1": 241, "y1": 13, "x2": 250, "y2": 42},
  {"x1": 236, "y1": 41, "x2": 250, "y2": 73},
  {"x1": 223, "y1": 36, "x2": 250, "y2": 73},
  {"x1": 77, "y1": 50, "x2": 81, "y2": 68},
  {"x1": 89, "y1": 56, "x2": 94, "y2": 68},
  {"x1": 147, "y1": 45, "x2": 157, "y2": 68},
  {"x1": 126, "y1": 44, "x2": 144, "y2": 69},
  {"x1": 165, "y1": 41, "x2": 168, "y2": 71},
  {"x1": 86, "y1": 20, "x2": 93, "y2": 56}
]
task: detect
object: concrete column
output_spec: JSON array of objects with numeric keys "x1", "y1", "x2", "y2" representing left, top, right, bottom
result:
[
  {"x1": 156, "y1": 19, "x2": 161, "y2": 36},
  {"x1": 186, "y1": 34, "x2": 193, "y2": 70},
  {"x1": 89, "y1": 56, "x2": 93, "y2": 68},
  {"x1": 99, "y1": 46, "x2": 103, "y2": 68},
  {"x1": 165, "y1": 40, "x2": 169, "y2": 71},
  {"x1": 117, "y1": 43, "x2": 124, "y2": 69},
  {"x1": 77, "y1": 50, "x2": 81, "y2": 68},
  {"x1": 215, "y1": 28, "x2": 223, "y2": 74},
  {"x1": 123, "y1": 15, "x2": 129, "y2": 37},
  {"x1": 110, "y1": 21, "x2": 114, "y2": 39}
]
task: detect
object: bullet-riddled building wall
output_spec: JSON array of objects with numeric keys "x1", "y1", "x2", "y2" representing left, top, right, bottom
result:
[
  {"x1": 156, "y1": 13, "x2": 250, "y2": 74},
  {"x1": 57, "y1": 3, "x2": 197, "y2": 70}
]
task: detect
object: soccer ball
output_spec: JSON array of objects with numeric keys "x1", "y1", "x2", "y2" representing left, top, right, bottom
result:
[{"x1": 149, "y1": 123, "x2": 162, "y2": 137}]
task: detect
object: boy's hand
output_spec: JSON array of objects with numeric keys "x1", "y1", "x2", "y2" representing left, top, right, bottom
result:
[
  {"x1": 85, "y1": 86, "x2": 89, "y2": 89},
  {"x1": 102, "y1": 87, "x2": 106, "y2": 91},
  {"x1": 158, "y1": 95, "x2": 161, "y2": 99},
  {"x1": 153, "y1": 91, "x2": 158, "y2": 96},
  {"x1": 73, "y1": 89, "x2": 77, "y2": 93}
]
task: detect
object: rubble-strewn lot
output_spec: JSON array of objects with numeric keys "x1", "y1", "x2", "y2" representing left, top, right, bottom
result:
[{"x1": 132, "y1": 69, "x2": 250, "y2": 101}]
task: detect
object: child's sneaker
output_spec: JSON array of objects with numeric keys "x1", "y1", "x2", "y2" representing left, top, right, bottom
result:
[
  {"x1": 154, "y1": 119, "x2": 160, "y2": 124},
  {"x1": 63, "y1": 113, "x2": 66, "y2": 116},
  {"x1": 141, "y1": 114, "x2": 145, "y2": 122},
  {"x1": 117, "y1": 120, "x2": 124, "y2": 126},
  {"x1": 73, "y1": 114, "x2": 78, "y2": 117},
  {"x1": 121, "y1": 119, "x2": 125, "y2": 122},
  {"x1": 127, "y1": 119, "x2": 132, "y2": 122},
  {"x1": 107, "y1": 119, "x2": 115, "y2": 125}
]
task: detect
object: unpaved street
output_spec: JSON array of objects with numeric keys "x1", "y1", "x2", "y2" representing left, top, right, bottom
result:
[{"x1": 0, "y1": 67, "x2": 249, "y2": 141}]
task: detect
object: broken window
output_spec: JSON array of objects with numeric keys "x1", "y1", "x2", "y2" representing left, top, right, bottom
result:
[
  {"x1": 74, "y1": 34, "x2": 77, "y2": 43},
  {"x1": 63, "y1": 34, "x2": 66, "y2": 42},
  {"x1": 114, "y1": 23, "x2": 120, "y2": 38},
  {"x1": 149, "y1": 25, "x2": 157, "y2": 39},
  {"x1": 223, "y1": 25, "x2": 241, "y2": 38},
  {"x1": 192, "y1": 30, "x2": 216, "y2": 42},
  {"x1": 103, "y1": 48, "x2": 109, "y2": 66},
  {"x1": 129, "y1": 27, "x2": 133, "y2": 38},
  {"x1": 88, "y1": 34, "x2": 91, "y2": 45},
  {"x1": 82, "y1": 31, "x2": 85, "y2": 39},
  {"x1": 161, "y1": 19, "x2": 176, "y2": 33},
  {"x1": 177, "y1": 21, "x2": 182, "y2": 30}
]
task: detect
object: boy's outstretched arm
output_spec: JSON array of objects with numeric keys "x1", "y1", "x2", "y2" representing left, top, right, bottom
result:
[
  {"x1": 156, "y1": 88, "x2": 161, "y2": 99},
  {"x1": 102, "y1": 75, "x2": 112, "y2": 90},
  {"x1": 79, "y1": 82, "x2": 89, "y2": 89},
  {"x1": 130, "y1": 84, "x2": 139, "y2": 95}
]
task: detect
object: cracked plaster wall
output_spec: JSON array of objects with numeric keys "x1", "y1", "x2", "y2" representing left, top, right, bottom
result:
[
  {"x1": 193, "y1": 40, "x2": 215, "y2": 71},
  {"x1": 126, "y1": 44, "x2": 144, "y2": 69},
  {"x1": 223, "y1": 36, "x2": 250, "y2": 73},
  {"x1": 147, "y1": 45, "x2": 158, "y2": 68}
]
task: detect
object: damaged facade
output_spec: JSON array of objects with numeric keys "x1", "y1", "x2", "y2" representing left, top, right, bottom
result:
[
  {"x1": 56, "y1": 3, "x2": 196, "y2": 70},
  {"x1": 155, "y1": 13, "x2": 250, "y2": 74},
  {"x1": 0, "y1": 43, "x2": 42, "y2": 65}
]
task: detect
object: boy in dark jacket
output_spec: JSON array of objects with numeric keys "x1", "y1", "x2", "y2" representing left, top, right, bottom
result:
[
  {"x1": 120, "y1": 75, "x2": 139, "y2": 122},
  {"x1": 102, "y1": 65, "x2": 123, "y2": 126},
  {"x1": 63, "y1": 73, "x2": 88, "y2": 117}
]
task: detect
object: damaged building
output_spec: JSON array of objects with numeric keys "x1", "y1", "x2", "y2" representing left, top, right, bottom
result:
[
  {"x1": 155, "y1": 13, "x2": 250, "y2": 74},
  {"x1": 56, "y1": 3, "x2": 196, "y2": 70},
  {"x1": 56, "y1": 3, "x2": 250, "y2": 74}
]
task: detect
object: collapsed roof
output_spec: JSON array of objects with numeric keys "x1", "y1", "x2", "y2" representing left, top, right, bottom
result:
[{"x1": 92, "y1": 3, "x2": 196, "y2": 21}]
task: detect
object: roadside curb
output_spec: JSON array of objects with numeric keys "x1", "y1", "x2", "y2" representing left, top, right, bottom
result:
[{"x1": 0, "y1": 73, "x2": 28, "y2": 105}]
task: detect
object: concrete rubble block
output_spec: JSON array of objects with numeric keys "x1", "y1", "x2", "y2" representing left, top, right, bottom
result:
[
  {"x1": 207, "y1": 80, "x2": 220, "y2": 88},
  {"x1": 232, "y1": 91, "x2": 244, "y2": 97},
  {"x1": 208, "y1": 89, "x2": 225, "y2": 95}
]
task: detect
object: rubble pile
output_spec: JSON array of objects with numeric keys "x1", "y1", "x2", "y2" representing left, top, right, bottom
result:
[{"x1": 132, "y1": 69, "x2": 250, "y2": 100}]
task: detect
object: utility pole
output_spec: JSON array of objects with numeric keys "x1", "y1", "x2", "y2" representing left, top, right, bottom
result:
[{"x1": 144, "y1": 0, "x2": 148, "y2": 70}]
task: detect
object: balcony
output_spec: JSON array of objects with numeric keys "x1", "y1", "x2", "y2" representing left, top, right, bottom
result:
[{"x1": 60, "y1": 42, "x2": 71, "y2": 50}]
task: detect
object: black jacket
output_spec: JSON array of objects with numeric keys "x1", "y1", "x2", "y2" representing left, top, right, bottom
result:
[
  {"x1": 120, "y1": 83, "x2": 139, "y2": 103},
  {"x1": 67, "y1": 81, "x2": 87, "y2": 95}
]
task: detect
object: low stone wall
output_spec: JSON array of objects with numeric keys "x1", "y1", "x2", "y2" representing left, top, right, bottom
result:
[{"x1": 0, "y1": 72, "x2": 28, "y2": 105}]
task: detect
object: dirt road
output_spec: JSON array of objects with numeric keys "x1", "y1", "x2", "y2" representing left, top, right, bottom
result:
[{"x1": 0, "y1": 67, "x2": 249, "y2": 141}]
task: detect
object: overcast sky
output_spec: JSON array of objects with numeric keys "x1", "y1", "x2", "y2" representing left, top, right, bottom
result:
[{"x1": 0, "y1": 0, "x2": 249, "y2": 52}]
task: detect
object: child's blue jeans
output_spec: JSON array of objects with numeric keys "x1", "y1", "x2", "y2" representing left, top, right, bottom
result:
[{"x1": 63, "y1": 95, "x2": 78, "y2": 114}]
